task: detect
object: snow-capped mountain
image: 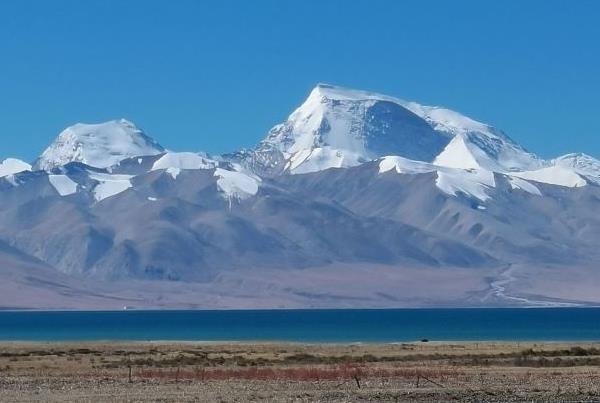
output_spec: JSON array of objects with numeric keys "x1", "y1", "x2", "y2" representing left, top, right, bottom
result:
[
  {"x1": 33, "y1": 119, "x2": 165, "y2": 171},
  {"x1": 230, "y1": 84, "x2": 592, "y2": 203},
  {"x1": 0, "y1": 84, "x2": 599, "y2": 309},
  {"x1": 239, "y1": 84, "x2": 542, "y2": 176}
]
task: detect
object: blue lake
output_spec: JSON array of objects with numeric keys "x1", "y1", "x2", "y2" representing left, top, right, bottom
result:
[{"x1": 0, "y1": 308, "x2": 599, "y2": 342}]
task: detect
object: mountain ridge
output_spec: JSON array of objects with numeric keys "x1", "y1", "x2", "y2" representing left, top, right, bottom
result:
[{"x1": 0, "y1": 83, "x2": 599, "y2": 309}]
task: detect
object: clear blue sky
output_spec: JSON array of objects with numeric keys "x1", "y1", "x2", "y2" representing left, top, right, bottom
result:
[{"x1": 1, "y1": 0, "x2": 599, "y2": 161}]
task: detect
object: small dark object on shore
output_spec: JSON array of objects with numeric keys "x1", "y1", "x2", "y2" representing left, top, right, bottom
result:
[{"x1": 421, "y1": 339, "x2": 429, "y2": 343}]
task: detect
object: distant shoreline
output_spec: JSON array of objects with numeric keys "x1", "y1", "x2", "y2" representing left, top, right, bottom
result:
[{"x1": 1, "y1": 340, "x2": 600, "y2": 345}]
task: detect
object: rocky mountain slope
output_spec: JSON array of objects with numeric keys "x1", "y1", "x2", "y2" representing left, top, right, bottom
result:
[{"x1": 1, "y1": 84, "x2": 599, "y2": 309}]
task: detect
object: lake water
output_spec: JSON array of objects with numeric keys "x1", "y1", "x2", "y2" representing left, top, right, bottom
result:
[{"x1": 0, "y1": 308, "x2": 599, "y2": 342}]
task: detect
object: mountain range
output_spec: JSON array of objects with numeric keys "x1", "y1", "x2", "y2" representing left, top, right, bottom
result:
[{"x1": 1, "y1": 84, "x2": 599, "y2": 309}]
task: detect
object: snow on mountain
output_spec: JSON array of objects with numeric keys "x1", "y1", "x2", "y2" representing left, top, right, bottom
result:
[
  {"x1": 48, "y1": 174, "x2": 78, "y2": 196},
  {"x1": 248, "y1": 84, "x2": 541, "y2": 176},
  {"x1": 404, "y1": 103, "x2": 541, "y2": 170},
  {"x1": 507, "y1": 176, "x2": 542, "y2": 196},
  {"x1": 261, "y1": 84, "x2": 591, "y2": 196},
  {"x1": 430, "y1": 136, "x2": 590, "y2": 192},
  {"x1": 432, "y1": 133, "x2": 541, "y2": 173},
  {"x1": 254, "y1": 83, "x2": 446, "y2": 174},
  {"x1": 436, "y1": 168, "x2": 495, "y2": 202},
  {"x1": 34, "y1": 119, "x2": 164, "y2": 171},
  {"x1": 380, "y1": 151, "x2": 590, "y2": 202},
  {"x1": 379, "y1": 156, "x2": 495, "y2": 201},
  {"x1": 433, "y1": 134, "x2": 501, "y2": 171},
  {"x1": 378, "y1": 155, "x2": 437, "y2": 175},
  {"x1": 88, "y1": 171, "x2": 134, "y2": 201},
  {"x1": 512, "y1": 165, "x2": 587, "y2": 188},
  {"x1": 286, "y1": 146, "x2": 366, "y2": 174},
  {"x1": 0, "y1": 158, "x2": 31, "y2": 177},
  {"x1": 553, "y1": 153, "x2": 600, "y2": 185},
  {"x1": 403, "y1": 102, "x2": 493, "y2": 136},
  {"x1": 151, "y1": 152, "x2": 219, "y2": 179},
  {"x1": 255, "y1": 85, "x2": 373, "y2": 175},
  {"x1": 214, "y1": 167, "x2": 260, "y2": 202},
  {"x1": 16, "y1": 85, "x2": 596, "y2": 210}
]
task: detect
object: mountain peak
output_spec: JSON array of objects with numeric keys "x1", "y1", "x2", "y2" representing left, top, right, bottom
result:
[
  {"x1": 309, "y1": 83, "x2": 404, "y2": 104},
  {"x1": 247, "y1": 84, "x2": 537, "y2": 175},
  {"x1": 433, "y1": 134, "x2": 498, "y2": 171},
  {"x1": 309, "y1": 84, "x2": 519, "y2": 144},
  {"x1": 34, "y1": 119, "x2": 165, "y2": 171},
  {"x1": 255, "y1": 84, "x2": 453, "y2": 174}
]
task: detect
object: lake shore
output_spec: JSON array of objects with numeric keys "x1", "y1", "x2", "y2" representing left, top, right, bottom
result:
[{"x1": 1, "y1": 341, "x2": 600, "y2": 402}]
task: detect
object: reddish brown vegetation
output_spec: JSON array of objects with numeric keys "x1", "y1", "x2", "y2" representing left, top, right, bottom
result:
[{"x1": 136, "y1": 364, "x2": 460, "y2": 382}]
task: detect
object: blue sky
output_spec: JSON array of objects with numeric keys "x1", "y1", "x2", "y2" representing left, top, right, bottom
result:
[{"x1": 1, "y1": 0, "x2": 599, "y2": 161}]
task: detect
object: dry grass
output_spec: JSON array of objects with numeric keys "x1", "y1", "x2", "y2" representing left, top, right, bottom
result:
[
  {"x1": 1, "y1": 341, "x2": 600, "y2": 401},
  {"x1": 137, "y1": 364, "x2": 461, "y2": 382}
]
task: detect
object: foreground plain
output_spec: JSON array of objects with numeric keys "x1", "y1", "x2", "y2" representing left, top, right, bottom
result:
[{"x1": 1, "y1": 342, "x2": 600, "y2": 402}]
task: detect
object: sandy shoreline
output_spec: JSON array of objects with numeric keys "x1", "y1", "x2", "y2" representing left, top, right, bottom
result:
[{"x1": 1, "y1": 341, "x2": 599, "y2": 401}]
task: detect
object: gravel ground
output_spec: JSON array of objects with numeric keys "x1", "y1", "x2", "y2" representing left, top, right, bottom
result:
[{"x1": 1, "y1": 342, "x2": 599, "y2": 402}]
